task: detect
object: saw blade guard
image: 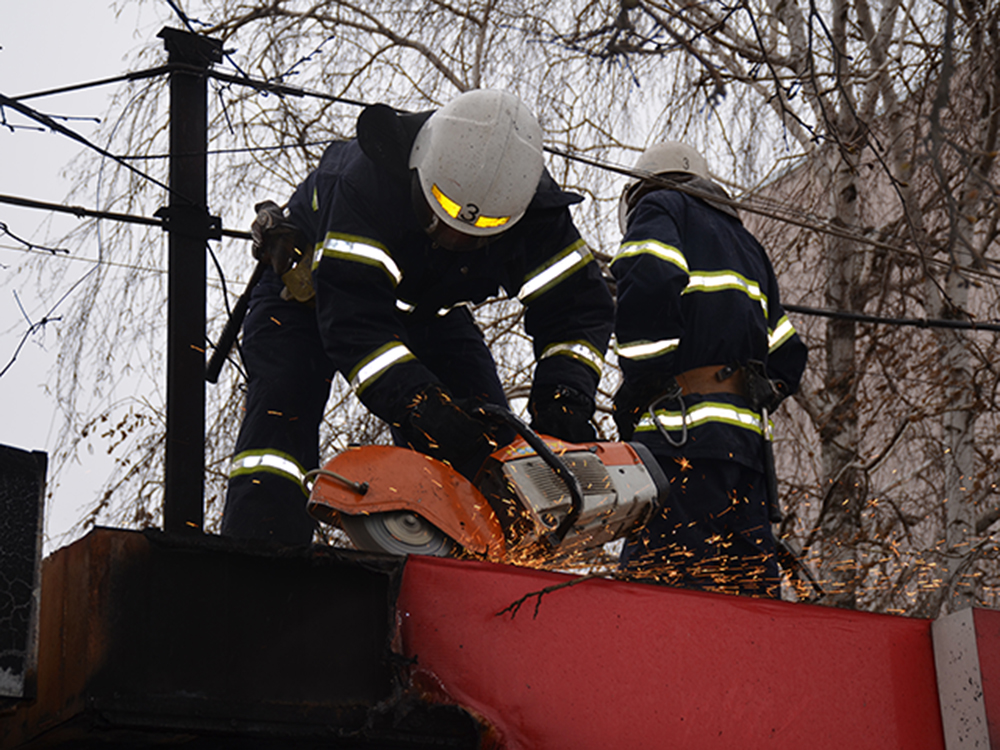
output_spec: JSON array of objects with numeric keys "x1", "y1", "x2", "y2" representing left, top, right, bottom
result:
[{"x1": 306, "y1": 445, "x2": 506, "y2": 560}]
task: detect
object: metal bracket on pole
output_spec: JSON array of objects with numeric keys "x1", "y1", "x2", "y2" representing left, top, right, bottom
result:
[{"x1": 153, "y1": 206, "x2": 222, "y2": 241}]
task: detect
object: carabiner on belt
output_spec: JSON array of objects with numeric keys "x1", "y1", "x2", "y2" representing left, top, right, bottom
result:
[{"x1": 646, "y1": 388, "x2": 688, "y2": 448}]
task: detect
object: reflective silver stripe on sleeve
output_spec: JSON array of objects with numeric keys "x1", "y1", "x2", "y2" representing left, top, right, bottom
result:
[
  {"x1": 611, "y1": 239, "x2": 689, "y2": 273},
  {"x1": 539, "y1": 340, "x2": 605, "y2": 375},
  {"x1": 348, "y1": 341, "x2": 415, "y2": 394},
  {"x1": 436, "y1": 301, "x2": 471, "y2": 317},
  {"x1": 320, "y1": 232, "x2": 402, "y2": 286},
  {"x1": 684, "y1": 270, "x2": 768, "y2": 317},
  {"x1": 768, "y1": 315, "x2": 796, "y2": 351},
  {"x1": 635, "y1": 402, "x2": 770, "y2": 437},
  {"x1": 229, "y1": 449, "x2": 307, "y2": 491},
  {"x1": 518, "y1": 239, "x2": 592, "y2": 302},
  {"x1": 396, "y1": 299, "x2": 469, "y2": 317},
  {"x1": 615, "y1": 338, "x2": 681, "y2": 360}
]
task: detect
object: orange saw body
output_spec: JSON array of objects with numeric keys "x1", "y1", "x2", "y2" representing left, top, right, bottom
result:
[{"x1": 307, "y1": 414, "x2": 669, "y2": 566}]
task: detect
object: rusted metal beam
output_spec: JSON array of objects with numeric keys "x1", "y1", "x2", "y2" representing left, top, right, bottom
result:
[{"x1": 0, "y1": 529, "x2": 480, "y2": 748}]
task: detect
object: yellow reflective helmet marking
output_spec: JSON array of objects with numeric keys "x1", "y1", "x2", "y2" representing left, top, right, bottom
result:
[
  {"x1": 431, "y1": 183, "x2": 462, "y2": 218},
  {"x1": 474, "y1": 214, "x2": 510, "y2": 229},
  {"x1": 431, "y1": 184, "x2": 510, "y2": 229}
]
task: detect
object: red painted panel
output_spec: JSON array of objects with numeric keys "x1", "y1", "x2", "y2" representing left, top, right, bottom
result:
[
  {"x1": 398, "y1": 556, "x2": 945, "y2": 750},
  {"x1": 973, "y1": 608, "x2": 1000, "y2": 744}
]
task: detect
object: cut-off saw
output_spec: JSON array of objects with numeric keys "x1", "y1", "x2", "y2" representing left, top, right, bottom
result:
[{"x1": 306, "y1": 405, "x2": 669, "y2": 566}]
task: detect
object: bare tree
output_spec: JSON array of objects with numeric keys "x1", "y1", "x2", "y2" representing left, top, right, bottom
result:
[
  {"x1": 551, "y1": 0, "x2": 1000, "y2": 612},
  {"x1": 17, "y1": 0, "x2": 1000, "y2": 612}
]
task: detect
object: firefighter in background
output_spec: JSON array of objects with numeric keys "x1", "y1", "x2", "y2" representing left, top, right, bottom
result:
[
  {"x1": 221, "y1": 90, "x2": 614, "y2": 545},
  {"x1": 611, "y1": 142, "x2": 807, "y2": 597}
]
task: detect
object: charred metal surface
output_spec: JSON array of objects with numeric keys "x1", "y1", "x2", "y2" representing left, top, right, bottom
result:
[
  {"x1": 0, "y1": 528, "x2": 481, "y2": 748},
  {"x1": 0, "y1": 445, "x2": 46, "y2": 704}
]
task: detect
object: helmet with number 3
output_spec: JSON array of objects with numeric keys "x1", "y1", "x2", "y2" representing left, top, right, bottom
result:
[
  {"x1": 618, "y1": 141, "x2": 711, "y2": 233},
  {"x1": 409, "y1": 90, "x2": 544, "y2": 250}
]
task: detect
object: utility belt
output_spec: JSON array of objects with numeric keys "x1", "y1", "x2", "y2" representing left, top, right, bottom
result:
[
  {"x1": 674, "y1": 364, "x2": 746, "y2": 398},
  {"x1": 646, "y1": 361, "x2": 782, "y2": 446}
]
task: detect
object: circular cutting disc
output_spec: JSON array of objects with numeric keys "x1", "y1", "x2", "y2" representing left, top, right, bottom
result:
[{"x1": 340, "y1": 511, "x2": 457, "y2": 557}]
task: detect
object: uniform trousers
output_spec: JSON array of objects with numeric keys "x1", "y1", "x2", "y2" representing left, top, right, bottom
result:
[
  {"x1": 619, "y1": 453, "x2": 780, "y2": 597},
  {"x1": 220, "y1": 269, "x2": 508, "y2": 545}
]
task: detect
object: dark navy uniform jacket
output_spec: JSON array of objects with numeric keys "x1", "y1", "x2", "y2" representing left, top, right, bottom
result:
[
  {"x1": 611, "y1": 188, "x2": 807, "y2": 469},
  {"x1": 286, "y1": 139, "x2": 614, "y2": 424}
]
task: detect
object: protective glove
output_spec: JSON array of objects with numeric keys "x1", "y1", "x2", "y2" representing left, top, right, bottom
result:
[
  {"x1": 397, "y1": 383, "x2": 497, "y2": 472},
  {"x1": 251, "y1": 200, "x2": 302, "y2": 276},
  {"x1": 529, "y1": 384, "x2": 597, "y2": 443},
  {"x1": 613, "y1": 374, "x2": 681, "y2": 441}
]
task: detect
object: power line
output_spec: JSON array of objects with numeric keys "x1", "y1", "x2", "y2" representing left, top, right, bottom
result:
[
  {"x1": 203, "y1": 67, "x2": 371, "y2": 108},
  {"x1": 0, "y1": 193, "x2": 251, "y2": 241},
  {"x1": 11, "y1": 65, "x2": 174, "y2": 102},
  {"x1": 7, "y1": 45, "x2": 1000, "y2": 300},
  {"x1": 545, "y1": 146, "x2": 1000, "y2": 285},
  {"x1": 11, "y1": 56, "x2": 981, "y2": 285},
  {"x1": 0, "y1": 243, "x2": 250, "y2": 295},
  {"x1": 117, "y1": 140, "x2": 339, "y2": 161},
  {"x1": 0, "y1": 92, "x2": 187, "y2": 205},
  {"x1": 784, "y1": 304, "x2": 1000, "y2": 333},
  {"x1": 163, "y1": 2, "x2": 252, "y2": 80}
]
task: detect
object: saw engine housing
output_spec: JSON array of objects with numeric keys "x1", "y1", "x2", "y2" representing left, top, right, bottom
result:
[{"x1": 474, "y1": 440, "x2": 667, "y2": 563}]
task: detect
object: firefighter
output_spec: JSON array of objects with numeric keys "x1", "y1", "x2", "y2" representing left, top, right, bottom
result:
[
  {"x1": 611, "y1": 142, "x2": 807, "y2": 597},
  {"x1": 221, "y1": 89, "x2": 614, "y2": 545}
]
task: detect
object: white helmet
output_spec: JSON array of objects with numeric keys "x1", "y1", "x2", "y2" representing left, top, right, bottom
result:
[
  {"x1": 409, "y1": 90, "x2": 544, "y2": 243},
  {"x1": 618, "y1": 141, "x2": 710, "y2": 233}
]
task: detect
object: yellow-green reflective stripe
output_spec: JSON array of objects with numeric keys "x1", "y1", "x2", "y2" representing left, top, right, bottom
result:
[
  {"x1": 349, "y1": 342, "x2": 415, "y2": 393},
  {"x1": 540, "y1": 340, "x2": 604, "y2": 375},
  {"x1": 320, "y1": 233, "x2": 402, "y2": 286},
  {"x1": 612, "y1": 239, "x2": 689, "y2": 273},
  {"x1": 684, "y1": 271, "x2": 768, "y2": 317},
  {"x1": 615, "y1": 338, "x2": 680, "y2": 360},
  {"x1": 635, "y1": 402, "x2": 769, "y2": 436},
  {"x1": 518, "y1": 240, "x2": 592, "y2": 302},
  {"x1": 230, "y1": 449, "x2": 307, "y2": 489},
  {"x1": 768, "y1": 315, "x2": 795, "y2": 351}
]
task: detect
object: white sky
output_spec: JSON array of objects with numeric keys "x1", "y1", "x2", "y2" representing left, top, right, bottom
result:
[{"x1": 0, "y1": 1, "x2": 170, "y2": 550}]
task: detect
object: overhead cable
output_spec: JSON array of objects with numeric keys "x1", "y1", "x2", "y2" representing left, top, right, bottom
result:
[
  {"x1": 4, "y1": 189, "x2": 997, "y2": 336},
  {"x1": 117, "y1": 140, "x2": 339, "y2": 160},
  {"x1": 10, "y1": 60, "x2": 976, "y2": 283},
  {"x1": 783, "y1": 304, "x2": 1000, "y2": 333},
  {"x1": 202, "y1": 67, "x2": 371, "y2": 108},
  {"x1": 544, "y1": 146, "x2": 1000, "y2": 284},
  {"x1": 7, "y1": 56, "x2": 999, "y2": 292},
  {"x1": 0, "y1": 93, "x2": 187, "y2": 205},
  {"x1": 11, "y1": 65, "x2": 175, "y2": 102},
  {"x1": 0, "y1": 193, "x2": 251, "y2": 241}
]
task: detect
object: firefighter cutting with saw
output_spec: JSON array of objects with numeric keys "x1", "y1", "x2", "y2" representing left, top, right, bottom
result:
[{"x1": 219, "y1": 90, "x2": 614, "y2": 548}]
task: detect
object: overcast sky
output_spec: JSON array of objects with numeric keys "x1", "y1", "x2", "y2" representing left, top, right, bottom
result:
[{"x1": 0, "y1": 1, "x2": 169, "y2": 550}]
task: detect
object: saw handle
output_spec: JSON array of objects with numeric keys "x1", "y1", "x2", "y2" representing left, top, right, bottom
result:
[
  {"x1": 480, "y1": 403, "x2": 585, "y2": 545},
  {"x1": 206, "y1": 260, "x2": 267, "y2": 384}
]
